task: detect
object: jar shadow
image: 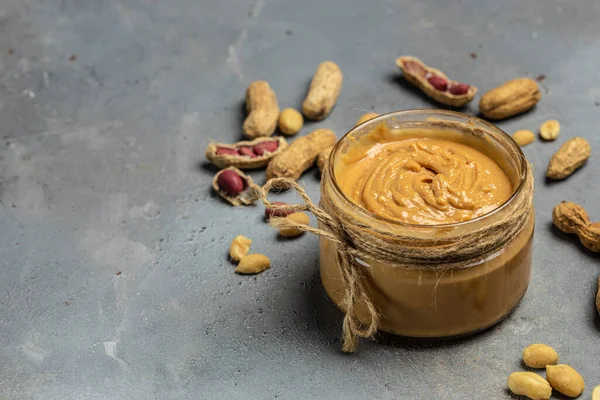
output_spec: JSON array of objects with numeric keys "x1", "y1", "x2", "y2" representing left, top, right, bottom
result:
[
  {"x1": 255, "y1": 257, "x2": 349, "y2": 354},
  {"x1": 373, "y1": 313, "x2": 505, "y2": 351},
  {"x1": 548, "y1": 221, "x2": 600, "y2": 259}
]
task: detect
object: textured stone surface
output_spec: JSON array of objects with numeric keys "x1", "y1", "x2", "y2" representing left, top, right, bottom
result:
[{"x1": 1, "y1": 0, "x2": 599, "y2": 399}]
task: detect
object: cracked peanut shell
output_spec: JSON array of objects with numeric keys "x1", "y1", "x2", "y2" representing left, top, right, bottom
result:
[
  {"x1": 212, "y1": 167, "x2": 257, "y2": 206},
  {"x1": 205, "y1": 136, "x2": 287, "y2": 169},
  {"x1": 396, "y1": 56, "x2": 477, "y2": 107}
]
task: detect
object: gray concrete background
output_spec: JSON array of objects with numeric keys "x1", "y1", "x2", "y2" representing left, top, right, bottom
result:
[{"x1": 0, "y1": 0, "x2": 599, "y2": 399}]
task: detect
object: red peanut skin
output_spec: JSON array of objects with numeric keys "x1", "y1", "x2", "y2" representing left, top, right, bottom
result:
[
  {"x1": 449, "y1": 83, "x2": 469, "y2": 95},
  {"x1": 253, "y1": 140, "x2": 278, "y2": 156},
  {"x1": 428, "y1": 76, "x2": 448, "y2": 91},
  {"x1": 238, "y1": 147, "x2": 257, "y2": 158},
  {"x1": 216, "y1": 147, "x2": 239, "y2": 156},
  {"x1": 217, "y1": 170, "x2": 245, "y2": 196}
]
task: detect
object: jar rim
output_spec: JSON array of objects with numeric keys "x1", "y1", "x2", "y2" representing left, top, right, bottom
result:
[{"x1": 326, "y1": 109, "x2": 529, "y2": 229}]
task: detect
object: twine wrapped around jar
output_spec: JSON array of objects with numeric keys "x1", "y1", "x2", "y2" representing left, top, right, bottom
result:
[{"x1": 252, "y1": 165, "x2": 533, "y2": 352}]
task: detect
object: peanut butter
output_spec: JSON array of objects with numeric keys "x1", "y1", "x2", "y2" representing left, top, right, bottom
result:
[
  {"x1": 335, "y1": 124, "x2": 513, "y2": 224},
  {"x1": 320, "y1": 116, "x2": 534, "y2": 339}
]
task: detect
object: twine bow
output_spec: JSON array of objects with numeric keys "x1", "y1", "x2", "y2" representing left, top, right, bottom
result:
[{"x1": 253, "y1": 178, "x2": 378, "y2": 352}]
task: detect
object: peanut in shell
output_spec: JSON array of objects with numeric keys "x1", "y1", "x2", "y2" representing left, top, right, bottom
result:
[
  {"x1": 243, "y1": 81, "x2": 280, "y2": 138},
  {"x1": 546, "y1": 137, "x2": 590, "y2": 180},
  {"x1": 302, "y1": 61, "x2": 343, "y2": 121},
  {"x1": 479, "y1": 78, "x2": 541, "y2": 120},
  {"x1": 266, "y1": 128, "x2": 336, "y2": 188}
]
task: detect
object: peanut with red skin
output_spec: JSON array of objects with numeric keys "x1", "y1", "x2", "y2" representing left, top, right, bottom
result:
[
  {"x1": 216, "y1": 147, "x2": 239, "y2": 156},
  {"x1": 212, "y1": 167, "x2": 256, "y2": 206},
  {"x1": 395, "y1": 56, "x2": 477, "y2": 107},
  {"x1": 253, "y1": 141, "x2": 278, "y2": 156},
  {"x1": 428, "y1": 75, "x2": 448, "y2": 91},
  {"x1": 449, "y1": 83, "x2": 469, "y2": 95},
  {"x1": 264, "y1": 201, "x2": 293, "y2": 219},
  {"x1": 238, "y1": 147, "x2": 256, "y2": 158},
  {"x1": 206, "y1": 137, "x2": 287, "y2": 170},
  {"x1": 217, "y1": 170, "x2": 245, "y2": 196}
]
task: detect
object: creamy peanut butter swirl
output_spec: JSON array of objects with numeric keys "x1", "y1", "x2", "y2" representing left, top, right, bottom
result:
[{"x1": 337, "y1": 136, "x2": 512, "y2": 225}]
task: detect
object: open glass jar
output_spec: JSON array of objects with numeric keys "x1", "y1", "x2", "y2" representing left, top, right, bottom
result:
[{"x1": 319, "y1": 110, "x2": 534, "y2": 338}]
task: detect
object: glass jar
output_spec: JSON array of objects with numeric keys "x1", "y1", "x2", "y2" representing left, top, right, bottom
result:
[{"x1": 319, "y1": 110, "x2": 534, "y2": 338}]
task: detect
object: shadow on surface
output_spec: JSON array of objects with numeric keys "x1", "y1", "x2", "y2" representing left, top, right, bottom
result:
[
  {"x1": 543, "y1": 163, "x2": 588, "y2": 186},
  {"x1": 592, "y1": 285, "x2": 600, "y2": 333},
  {"x1": 548, "y1": 221, "x2": 600, "y2": 259},
  {"x1": 474, "y1": 104, "x2": 539, "y2": 124},
  {"x1": 506, "y1": 386, "x2": 575, "y2": 400},
  {"x1": 258, "y1": 261, "x2": 346, "y2": 354},
  {"x1": 374, "y1": 318, "x2": 499, "y2": 351},
  {"x1": 236, "y1": 99, "x2": 246, "y2": 139},
  {"x1": 199, "y1": 160, "x2": 219, "y2": 174}
]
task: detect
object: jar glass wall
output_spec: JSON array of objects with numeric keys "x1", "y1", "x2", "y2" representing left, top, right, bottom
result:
[{"x1": 319, "y1": 110, "x2": 533, "y2": 338}]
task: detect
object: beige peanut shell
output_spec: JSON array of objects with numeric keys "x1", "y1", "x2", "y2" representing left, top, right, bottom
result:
[
  {"x1": 266, "y1": 128, "x2": 337, "y2": 187},
  {"x1": 479, "y1": 78, "x2": 541, "y2": 120},
  {"x1": 302, "y1": 61, "x2": 343, "y2": 121},
  {"x1": 546, "y1": 137, "x2": 590, "y2": 180},
  {"x1": 212, "y1": 167, "x2": 257, "y2": 206},
  {"x1": 205, "y1": 136, "x2": 287, "y2": 169},
  {"x1": 316, "y1": 145, "x2": 334, "y2": 173},
  {"x1": 395, "y1": 56, "x2": 477, "y2": 107},
  {"x1": 243, "y1": 81, "x2": 280, "y2": 138}
]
